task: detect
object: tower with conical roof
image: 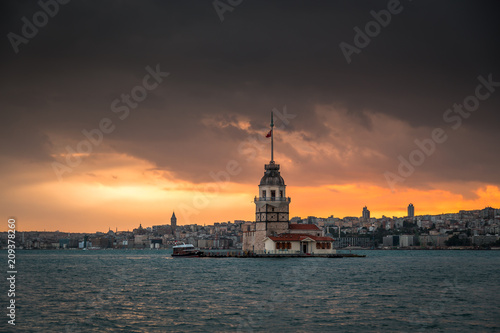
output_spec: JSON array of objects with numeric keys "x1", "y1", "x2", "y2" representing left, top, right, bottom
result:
[
  {"x1": 243, "y1": 112, "x2": 291, "y2": 251},
  {"x1": 171, "y1": 211, "x2": 177, "y2": 235}
]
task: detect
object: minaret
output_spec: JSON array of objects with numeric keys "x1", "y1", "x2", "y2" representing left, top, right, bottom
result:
[
  {"x1": 171, "y1": 211, "x2": 177, "y2": 235},
  {"x1": 251, "y1": 111, "x2": 291, "y2": 251}
]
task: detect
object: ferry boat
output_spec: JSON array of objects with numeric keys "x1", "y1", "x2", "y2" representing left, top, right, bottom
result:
[{"x1": 172, "y1": 243, "x2": 204, "y2": 257}]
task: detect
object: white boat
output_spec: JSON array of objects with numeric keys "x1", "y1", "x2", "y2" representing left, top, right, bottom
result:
[{"x1": 171, "y1": 243, "x2": 204, "y2": 257}]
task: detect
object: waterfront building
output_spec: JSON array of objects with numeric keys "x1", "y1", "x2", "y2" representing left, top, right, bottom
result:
[
  {"x1": 334, "y1": 237, "x2": 373, "y2": 248},
  {"x1": 419, "y1": 234, "x2": 447, "y2": 247},
  {"x1": 242, "y1": 112, "x2": 335, "y2": 253},
  {"x1": 264, "y1": 234, "x2": 334, "y2": 254},
  {"x1": 399, "y1": 235, "x2": 416, "y2": 247},
  {"x1": 383, "y1": 235, "x2": 400, "y2": 247},
  {"x1": 471, "y1": 235, "x2": 499, "y2": 246}
]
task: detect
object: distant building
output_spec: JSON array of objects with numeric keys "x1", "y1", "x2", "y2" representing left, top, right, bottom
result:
[
  {"x1": 408, "y1": 203, "x2": 415, "y2": 218},
  {"x1": 399, "y1": 235, "x2": 416, "y2": 247},
  {"x1": 133, "y1": 223, "x2": 146, "y2": 235},
  {"x1": 150, "y1": 238, "x2": 163, "y2": 249},
  {"x1": 419, "y1": 234, "x2": 447, "y2": 247},
  {"x1": 334, "y1": 237, "x2": 373, "y2": 248},
  {"x1": 171, "y1": 211, "x2": 177, "y2": 235},
  {"x1": 307, "y1": 216, "x2": 318, "y2": 224},
  {"x1": 362, "y1": 206, "x2": 370, "y2": 220},
  {"x1": 152, "y1": 224, "x2": 172, "y2": 235},
  {"x1": 134, "y1": 235, "x2": 149, "y2": 248},
  {"x1": 482, "y1": 207, "x2": 495, "y2": 219},
  {"x1": 471, "y1": 235, "x2": 499, "y2": 246},
  {"x1": 383, "y1": 235, "x2": 400, "y2": 247},
  {"x1": 59, "y1": 238, "x2": 70, "y2": 249}
]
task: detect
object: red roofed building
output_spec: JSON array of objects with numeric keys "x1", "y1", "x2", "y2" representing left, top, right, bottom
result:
[
  {"x1": 264, "y1": 233, "x2": 335, "y2": 254},
  {"x1": 289, "y1": 224, "x2": 322, "y2": 237}
]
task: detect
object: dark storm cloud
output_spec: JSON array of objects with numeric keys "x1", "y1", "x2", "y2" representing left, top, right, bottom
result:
[{"x1": 1, "y1": 1, "x2": 500, "y2": 188}]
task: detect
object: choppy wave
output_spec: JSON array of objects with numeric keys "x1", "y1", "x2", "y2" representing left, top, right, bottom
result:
[{"x1": 2, "y1": 250, "x2": 499, "y2": 332}]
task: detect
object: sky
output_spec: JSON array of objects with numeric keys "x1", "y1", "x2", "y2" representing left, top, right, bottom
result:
[{"x1": 1, "y1": 1, "x2": 500, "y2": 232}]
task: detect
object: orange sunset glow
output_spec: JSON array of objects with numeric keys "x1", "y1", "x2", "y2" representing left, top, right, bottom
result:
[
  {"x1": 2, "y1": 120, "x2": 500, "y2": 233},
  {"x1": 2, "y1": 1, "x2": 500, "y2": 232},
  {"x1": 4, "y1": 3, "x2": 500, "y2": 333}
]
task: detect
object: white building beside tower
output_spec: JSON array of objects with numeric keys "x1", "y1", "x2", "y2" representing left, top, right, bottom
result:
[{"x1": 242, "y1": 112, "x2": 335, "y2": 253}]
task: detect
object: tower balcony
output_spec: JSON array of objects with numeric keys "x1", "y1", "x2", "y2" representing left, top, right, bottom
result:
[
  {"x1": 254, "y1": 196, "x2": 291, "y2": 203},
  {"x1": 265, "y1": 163, "x2": 280, "y2": 170}
]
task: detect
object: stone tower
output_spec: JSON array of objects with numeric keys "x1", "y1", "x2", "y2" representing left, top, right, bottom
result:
[
  {"x1": 171, "y1": 211, "x2": 177, "y2": 235},
  {"x1": 253, "y1": 161, "x2": 291, "y2": 250},
  {"x1": 243, "y1": 111, "x2": 291, "y2": 252}
]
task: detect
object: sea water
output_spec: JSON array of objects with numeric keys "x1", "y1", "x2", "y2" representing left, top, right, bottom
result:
[{"x1": 2, "y1": 250, "x2": 499, "y2": 332}]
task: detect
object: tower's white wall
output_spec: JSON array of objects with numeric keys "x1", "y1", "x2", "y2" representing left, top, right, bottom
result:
[{"x1": 259, "y1": 185, "x2": 286, "y2": 198}]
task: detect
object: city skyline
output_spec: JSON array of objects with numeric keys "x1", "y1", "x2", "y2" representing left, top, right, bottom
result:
[
  {"x1": 2, "y1": 1, "x2": 500, "y2": 232},
  {"x1": 8, "y1": 205, "x2": 499, "y2": 234}
]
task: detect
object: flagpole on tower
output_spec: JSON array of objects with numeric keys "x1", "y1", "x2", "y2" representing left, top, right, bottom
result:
[{"x1": 271, "y1": 111, "x2": 274, "y2": 163}]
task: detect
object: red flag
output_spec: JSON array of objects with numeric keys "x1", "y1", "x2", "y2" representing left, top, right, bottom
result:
[{"x1": 266, "y1": 129, "x2": 272, "y2": 138}]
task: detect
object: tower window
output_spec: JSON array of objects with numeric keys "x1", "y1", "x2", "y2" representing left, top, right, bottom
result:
[
  {"x1": 262, "y1": 190, "x2": 266, "y2": 198},
  {"x1": 280, "y1": 190, "x2": 283, "y2": 197},
  {"x1": 271, "y1": 190, "x2": 276, "y2": 198}
]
